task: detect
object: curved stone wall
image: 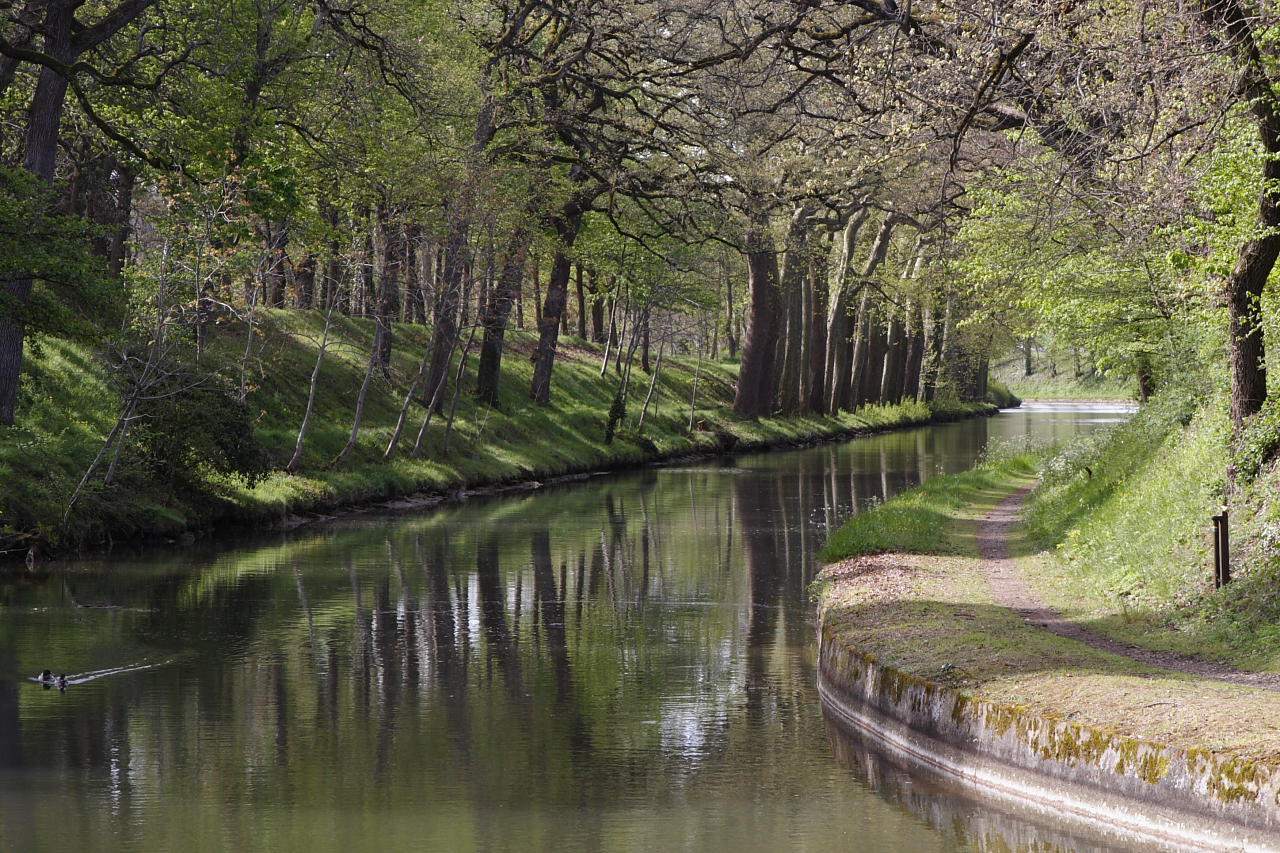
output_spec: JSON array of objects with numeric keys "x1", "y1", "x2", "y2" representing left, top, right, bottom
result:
[{"x1": 819, "y1": 622, "x2": 1280, "y2": 851}]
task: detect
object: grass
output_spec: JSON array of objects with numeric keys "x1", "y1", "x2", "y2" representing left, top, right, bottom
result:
[
  {"x1": 818, "y1": 454, "x2": 1038, "y2": 562},
  {"x1": 991, "y1": 351, "x2": 1135, "y2": 400},
  {"x1": 1020, "y1": 389, "x2": 1280, "y2": 670},
  {"x1": 1, "y1": 309, "x2": 995, "y2": 551}
]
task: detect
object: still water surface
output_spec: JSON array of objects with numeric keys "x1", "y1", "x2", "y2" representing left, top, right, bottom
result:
[{"x1": 1, "y1": 403, "x2": 1143, "y2": 852}]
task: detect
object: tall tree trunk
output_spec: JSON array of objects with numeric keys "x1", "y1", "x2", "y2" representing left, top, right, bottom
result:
[
  {"x1": 293, "y1": 254, "x2": 316, "y2": 309},
  {"x1": 734, "y1": 216, "x2": 783, "y2": 418},
  {"x1": 777, "y1": 204, "x2": 814, "y2": 415},
  {"x1": 857, "y1": 307, "x2": 888, "y2": 406},
  {"x1": 321, "y1": 202, "x2": 343, "y2": 313},
  {"x1": 423, "y1": 209, "x2": 469, "y2": 411},
  {"x1": 723, "y1": 255, "x2": 739, "y2": 361},
  {"x1": 333, "y1": 332, "x2": 380, "y2": 467},
  {"x1": 405, "y1": 225, "x2": 425, "y2": 323},
  {"x1": 805, "y1": 233, "x2": 831, "y2": 412},
  {"x1": 575, "y1": 263, "x2": 587, "y2": 339},
  {"x1": 589, "y1": 269, "x2": 605, "y2": 342},
  {"x1": 358, "y1": 227, "x2": 375, "y2": 317},
  {"x1": 880, "y1": 308, "x2": 906, "y2": 403},
  {"x1": 920, "y1": 289, "x2": 951, "y2": 403},
  {"x1": 845, "y1": 291, "x2": 871, "y2": 410},
  {"x1": 531, "y1": 208, "x2": 584, "y2": 404},
  {"x1": 262, "y1": 222, "x2": 289, "y2": 308},
  {"x1": 851, "y1": 215, "x2": 905, "y2": 408},
  {"x1": 1199, "y1": 0, "x2": 1280, "y2": 426},
  {"x1": 476, "y1": 229, "x2": 531, "y2": 406},
  {"x1": 824, "y1": 207, "x2": 871, "y2": 413},
  {"x1": 372, "y1": 204, "x2": 402, "y2": 373},
  {"x1": 640, "y1": 311, "x2": 652, "y2": 373},
  {"x1": 902, "y1": 299, "x2": 926, "y2": 401},
  {"x1": 287, "y1": 305, "x2": 338, "y2": 471}
]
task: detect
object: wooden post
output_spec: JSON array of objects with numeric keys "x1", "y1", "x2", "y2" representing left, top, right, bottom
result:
[{"x1": 1213, "y1": 512, "x2": 1231, "y2": 588}]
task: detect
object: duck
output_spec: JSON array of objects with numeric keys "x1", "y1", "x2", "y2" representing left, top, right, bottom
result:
[
  {"x1": 56, "y1": 674, "x2": 67, "y2": 690},
  {"x1": 37, "y1": 669, "x2": 53, "y2": 682}
]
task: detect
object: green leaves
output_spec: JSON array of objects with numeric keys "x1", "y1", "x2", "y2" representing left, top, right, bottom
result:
[{"x1": 0, "y1": 167, "x2": 120, "y2": 341}]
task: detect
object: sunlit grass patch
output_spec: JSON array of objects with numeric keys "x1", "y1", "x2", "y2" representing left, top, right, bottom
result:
[{"x1": 819, "y1": 455, "x2": 1038, "y2": 562}]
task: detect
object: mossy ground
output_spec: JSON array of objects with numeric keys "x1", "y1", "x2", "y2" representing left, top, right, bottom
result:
[
  {"x1": 818, "y1": 459, "x2": 1280, "y2": 762},
  {"x1": 1, "y1": 310, "x2": 991, "y2": 552}
]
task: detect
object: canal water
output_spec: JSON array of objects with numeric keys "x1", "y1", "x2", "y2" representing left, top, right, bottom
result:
[{"x1": 0, "y1": 403, "x2": 1140, "y2": 852}]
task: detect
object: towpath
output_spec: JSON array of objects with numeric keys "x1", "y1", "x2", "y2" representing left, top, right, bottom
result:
[{"x1": 980, "y1": 488, "x2": 1280, "y2": 692}]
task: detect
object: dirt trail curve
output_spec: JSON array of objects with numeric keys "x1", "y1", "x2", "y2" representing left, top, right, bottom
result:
[{"x1": 981, "y1": 487, "x2": 1280, "y2": 692}]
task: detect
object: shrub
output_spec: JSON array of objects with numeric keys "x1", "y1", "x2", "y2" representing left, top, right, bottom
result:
[
  {"x1": 985, "y1": 380, "x2": 1021, "y2": 408},
  {"x1": 127, "y1": 373, "x2": 269, "y2": 491}
]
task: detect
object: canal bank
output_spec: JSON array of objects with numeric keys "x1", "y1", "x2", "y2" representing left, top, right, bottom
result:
[
  {"x1": 9, "y1": 398, "x2": 997, "y2": 562},
  {"x1": 816, "y1": 460, "x2": 1280, "y2": 850},
  {"x1": 3, "y1": 314, "x2": 1000, "y2": 558}
]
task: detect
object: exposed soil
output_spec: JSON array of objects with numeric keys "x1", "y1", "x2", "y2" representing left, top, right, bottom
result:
[{"x1": 981, "y1": 487, "x2": 1280, "y2": 692}]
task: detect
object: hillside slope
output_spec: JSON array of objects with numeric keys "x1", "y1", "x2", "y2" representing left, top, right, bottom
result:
[{"x1": 2, "y1": 311, "x2": 991, "y2": 554}]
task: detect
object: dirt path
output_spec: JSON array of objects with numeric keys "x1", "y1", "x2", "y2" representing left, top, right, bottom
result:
[{"x1": 980, "y1": 487, "x2": 1280, "y2": 692}]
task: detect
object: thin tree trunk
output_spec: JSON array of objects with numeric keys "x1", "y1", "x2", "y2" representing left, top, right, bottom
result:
[
  {"x1": 333, "y1": 333, "x2": 380, "y2": 467},
  {"x1": 687, "y1": 352, "x2": 702, "y2": 433},
  {"x1": 640, "y1": 311, "x2": 652, "y2": 373},
  {"x1": 288, "y1": 305, "x2": 338, "y2": 471},
  {"x1": 237, "y1": 283, "x2": 260, "y2": 403},
  {"x1": 589, "y1": 269, "x2": 605, "y2": 342},
  {"x1": 443, "y1": 324, "x2": 480, "y2": 455},
  {"x1": 613, "y1": 296, "x2": 631, "y2": 375},
  {"x1": 384, "y1": 343, "x2": 434, "y2": 461},
  {"x1": 636, "y1": 341, "x2": 665, "y2": 434},
  {"x1": 599, "y1": 294, "x2": 621, "y2": 376}
]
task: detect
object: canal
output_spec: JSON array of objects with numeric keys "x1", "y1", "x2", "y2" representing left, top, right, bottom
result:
[{"x1": 0, "y1": 403, "x2": 1139, "y2": 852}]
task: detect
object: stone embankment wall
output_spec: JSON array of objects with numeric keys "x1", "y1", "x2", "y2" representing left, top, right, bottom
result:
[{"x1": 818, "y1": 622, "x2": 1280, "y2": 852}]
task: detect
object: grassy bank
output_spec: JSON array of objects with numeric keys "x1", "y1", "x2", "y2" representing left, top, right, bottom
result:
[
  {"x1": 818, "y1": 453, "x2": 1038, "y2": 562},
  {"x1": 816, "y1": 454, "x2": 1280, "y2": 760},
  {"x1": 1022, "y1": 391, "x2": 1280, "y2": 670},
  {"x1": 2, "y1": 310, "x2": 994, "y2": 554}
]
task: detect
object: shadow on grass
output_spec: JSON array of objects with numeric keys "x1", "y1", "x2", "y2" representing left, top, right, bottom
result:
[{"x1": 823, "y1": 596, "x2": 1189, "y2": 686}]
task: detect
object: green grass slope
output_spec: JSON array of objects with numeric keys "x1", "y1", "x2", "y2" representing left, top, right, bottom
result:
[
  {"x1": 1022, "y1": 391, "x2": 1280, "y2": 669},
  {"x1": 2, "y1": 310, "x2": 994, "y2": 552}
]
